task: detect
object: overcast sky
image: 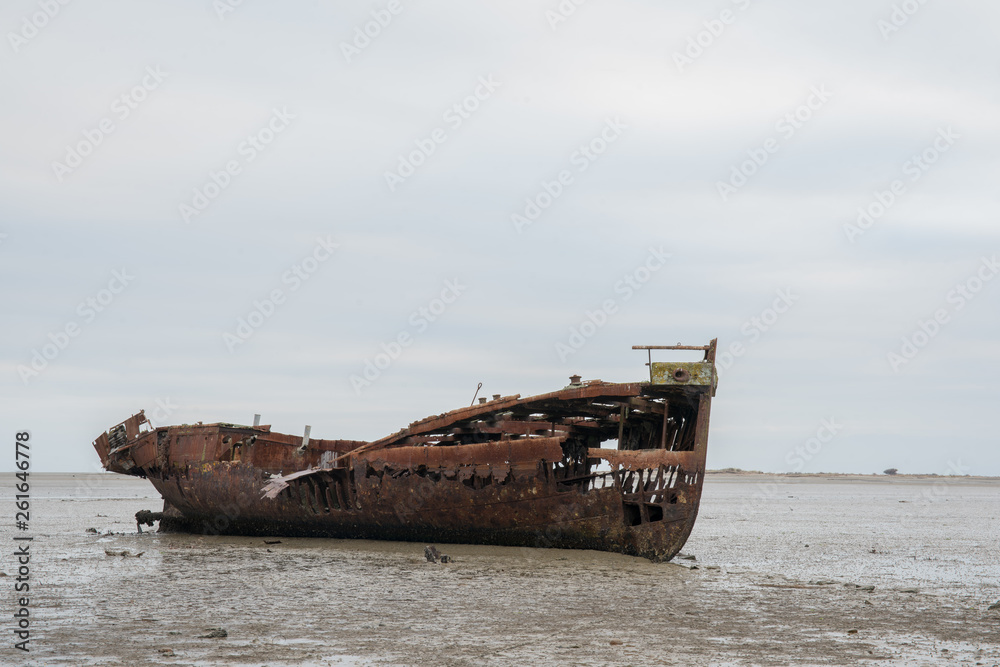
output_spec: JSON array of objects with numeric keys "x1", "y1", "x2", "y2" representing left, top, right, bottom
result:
[{"x1": 2, "y1": 0, "x2": 998, "y2": 475}]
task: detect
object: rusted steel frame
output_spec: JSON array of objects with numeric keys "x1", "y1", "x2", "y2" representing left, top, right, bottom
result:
[
  {"x1": 399, "y1": 423, "x2": 570, "y2": 446},
  {"x1": 626, "y1": 397, "x2": 665, "y2": 415},
  {"x1": 322, "y1": 476, "x2": 336, "y2": 510},
  {"x1": 705, "y1": 337, "x2": 718, "y2": 365},
  {"x1": 668, "y1": 417, "x2": 682, "y2": 450},
  {"x1": 313, "y1": 476, "x2": 328, "y2": 513},
  {"x1": 261, "y1": 466, "x2": 325, "y2": 499},
  {"x1": 358, "y1": 435, "x2": 566, "y2": 468},
  {"x1": 555, "y1": 469, "x2": 614, "y2": 485},
  {"x1": 509, "y1": 402, "x2": 619, "y2": 421},
  {"x1": 636, "y1": 472, "x2": 650, "y2": 523},
  {"x1": 411, "y1": 415, "x2": 594, "y2": 444},
  {"x1": 94, "y1": 432, "x2": 111, "y2": 461},
  {"x1": 339, "y1": 469, "x2": 356, "y2": 509},
  {"x1": 402, "y1": 382, "x2": 644, "y2": 433},
  {"x1": 619, "y1": 469, "x2": 633, "y2": 494},
  {"x1": 664, "y1": 465, "x2": 678, "y2": 494},
  {"x1": 333, "y1": 473, "x2": 348, "y2": 510},
  {"x1": 660, "y1": 400, "x2": 670, "y2": 449},
  {"x1": 463, "y1": 400, "x2": 620, "y2": 430},
  {"x1": 617, "y1": 404, "x2": 626, "y2": 445},
  {"x1": 634, "y1": 339, "x2": 718, "y2": 383},
  {"x1": 301, "y1": 477, "x2": 317, "y2": 514},
  {"x1": 686, "y1": 413, "x2": 699, "y2": 449},
  {"x1": 632, "y1": 342, "x2": 717, "y2": 358},
  {"x1": 649, "y1": 465, "x2": 666, "y2": 503},
  {"x1": 690, "y1": 392, "x2": 712, "y2": 472},
  {"x1": 105, "y1": 411, "x2": 151, "y2": 455},
  {"x1": 453, "y1": 420, "x2": 572, "y2": 436},
  {"x1": 344, "y1": 383, "x2": 647, "y2": 460},
  {"x1": 561, "y1": 420, "x2": 604, "y2": 431},
  {"x1": 122, "y1": 411, "x2": 150, "y2": 440},
  {"x1": 248, "y1": 435, "x2": 366, "y2": 452},
  {"x1": 587, "y1": 448, "x2": 698, "y2": 471},
  {"x1": 266, "y1": 435, "x2": 568, "y2": 497},
  {"x1": 94, "y1": 347, "x2": 717, "y2": 562},
  {"x1": 609, "y1": 459, "x2": 622, "y2": 492},
  {"x1": 398, "y1": 434, "x2": 459, "y2": 445}
]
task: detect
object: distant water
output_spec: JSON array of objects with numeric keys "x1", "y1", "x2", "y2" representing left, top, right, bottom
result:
[
  {"x1": 689, "y1": 474, "x2": 1000, "y2": 596},
  {"x1": 4, "y1": 473, "x2": 998, "y2": 666}
]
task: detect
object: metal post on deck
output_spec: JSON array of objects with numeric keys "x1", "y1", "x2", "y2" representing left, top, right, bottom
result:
[
  {"x1": 253, "y1": 414, "x2": 261, "y2": 428},
  {"x1": 660, "y1": 401, "x2": 670, "y2": 449}
]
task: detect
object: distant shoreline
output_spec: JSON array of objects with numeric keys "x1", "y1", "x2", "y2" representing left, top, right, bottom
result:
[{"x1": 706, "y1": 469, "x2": 999, "y2": 482}]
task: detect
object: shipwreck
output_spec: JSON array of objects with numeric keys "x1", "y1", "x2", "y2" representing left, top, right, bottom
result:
[{"x1": 94, "y1": 341, "x2": 718, "y2": 561}]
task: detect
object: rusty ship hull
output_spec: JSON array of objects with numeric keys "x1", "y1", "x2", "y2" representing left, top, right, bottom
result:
[{"x1": 94, "y1": 342, "x2": 718, "y2": 561}]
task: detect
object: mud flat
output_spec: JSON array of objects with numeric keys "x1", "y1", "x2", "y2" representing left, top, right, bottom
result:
[{"x1": 4, "y1": 473, "x2": 998, "y2": 666}]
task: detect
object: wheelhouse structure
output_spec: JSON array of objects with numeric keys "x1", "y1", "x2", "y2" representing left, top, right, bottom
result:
[{"x1": 94, "y1": 341, "x2": 718, "y2": 561}]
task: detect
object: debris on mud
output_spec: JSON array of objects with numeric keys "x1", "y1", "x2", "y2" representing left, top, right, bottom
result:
[
  {"x1": 198, "y1": 628, "x2": 228, "y2": 638},
  {"x1": 104, "y1": 549, "x2": 143, "y2": 557},
  {"x1": 135, "y1": 509, "x2": 165, "y2": 533},
  {"x1": 844, "y1": 583, "x2": 876, "y2": 591},
  {"x1": 424, "y1": 545, "x2": 451, "y2": 563}
]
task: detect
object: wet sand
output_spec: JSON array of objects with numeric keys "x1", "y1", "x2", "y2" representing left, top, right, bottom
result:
[{"x1": 4, "y1": 473, "x2": 998, "y2": 666}]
